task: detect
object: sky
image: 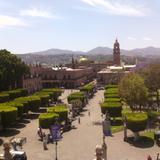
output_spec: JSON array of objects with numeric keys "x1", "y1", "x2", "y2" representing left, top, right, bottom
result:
[{"x1": 0, "y1": 0, "x2": 160, "y2": 54}]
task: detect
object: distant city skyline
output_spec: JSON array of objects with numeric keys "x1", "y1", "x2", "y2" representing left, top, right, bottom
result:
[{"x1": 0, "y1": 0, "x2": 160, "y2": 54}]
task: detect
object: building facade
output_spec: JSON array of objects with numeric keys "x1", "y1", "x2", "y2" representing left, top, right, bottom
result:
[
  {"x1": 41, "y1": 67, "x2": 94, "y2": 88},
  {"x1": 22, "y1": 65, "x2": 42, "y2": 94}
]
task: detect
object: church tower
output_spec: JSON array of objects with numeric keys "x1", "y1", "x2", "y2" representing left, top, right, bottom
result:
[
  {"x1": 71, "y1": 55, "x2": 75, "y2": 69},
  {"x1": 113, "y1": 39, "x2": 121, "y2": 66}
]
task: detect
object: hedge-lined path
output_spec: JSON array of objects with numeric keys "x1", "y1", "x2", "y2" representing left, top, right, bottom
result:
[{"x1": 0, "y1": 90, "x2": 160, "y2": 160}]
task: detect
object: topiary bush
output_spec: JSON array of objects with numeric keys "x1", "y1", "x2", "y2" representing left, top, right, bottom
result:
[
  {"x1": 67, "y1": 92, "x2": 85, "y2": 104},
  {"x1": 125, "y1": 112, "x2": 148, "y2": 132},
  {"x1": 41, "y1": 88, "x2": 63, "y2": 101},
  {"x1": 147, "y1": 111, "x2": 160, "y2": 120},
  {"x1": 105, "y1": 84, "x2": 118, "y2": 90},
  {"x1": 27, "y1": 96, "x2": 41, "y2": 112},
  {"x1": 34, "y1": 93, "x2": 50, "y2": 107},
  {"x1": 14, "y1": 97, "x2": 30, "y2": 113},
  {"x1": 104, "y1": 98, "x2": 121, "y2": 102},
  {"x1": 104, "y1": 93, "x2": 119, "y2": 98},
  {"x1": 0, "y1": 93, "x2": 9, "y2": 103},
  {"x1": 104, "y1": 88, "x2": 119, "y2": 94},
  {"x1": 47, "y1": 105, "x2": 68, "y2": 122},
  {"x1": 39, "y1": 113, "x2": 59, "y2": 129},
  {"x1": 80, "y1": 83, "x2": 95, "y2": 95},
  {"x1": 0, "y1": 105, "x2": 17, "y2": 127},
  {"x1": 5, "y1": 102, "x2": 24, "y2": 118},
  {"x1": 100, "y1": 102, "x2": 122, "y2": 117}
]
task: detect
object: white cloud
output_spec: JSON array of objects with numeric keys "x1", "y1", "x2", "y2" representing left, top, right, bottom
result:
[
  {"x1": 128, "y1": 36, "x2": 136, "y2": 40},
  {"x1": 143, "y1": 37, "x2": 152, "y2": 41},
  {"x1": 80, "y1": 0, "x2": 148, "y2": 17},
  {"x1": 0, "y1": 15, "x2": 27, "y2": 27},
  {"x1": 20, "y1": 8, "x2": 54, "y2": 19}
]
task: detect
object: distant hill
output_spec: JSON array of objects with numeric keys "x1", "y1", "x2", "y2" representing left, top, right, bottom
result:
[{"x1": 17, "y1": 46, "x2": 160, "y2": 65}]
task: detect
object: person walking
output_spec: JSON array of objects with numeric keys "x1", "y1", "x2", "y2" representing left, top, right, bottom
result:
[
  {"x1": 42, "y1": 133, "x2": 48, "y2": 150},
  {"x1": 93, "y1": 145, "x2": 104, "y2": 160}
]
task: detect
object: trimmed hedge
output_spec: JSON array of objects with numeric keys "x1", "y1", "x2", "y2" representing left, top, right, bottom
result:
[
  {"x1": 14, "y1": 97, "x2": 30, "y2": 113},
  {"x1": 80, "y1": 83, "x2": 95, "y2": 93},
  {"x1": 5, "y1": 102, "x2": 24, "y2": 118},
  {"x1": 0, "y1": 93, "x2": 9, "y2": 103},
  {"x1": 148, "y1": 111, "x2": 160, "y2": 120},
  {"x1": 2, "y1": 88, "x2": 28, "y2": 100},
  {"x1": 105, "y1": 85, "x2": 118, "y2": 90},
  {"x1": 104, "y1": 98, "x2": 121, "y2": 102},
  {"x1": 39, "y1": 94, "x2": 50, "y2": 107},
  {"x1": 47, "y1": 105, "x2": 68, "y2": 121},
  {"x1": 104, "y1": 88, "x2": 119, "y2": 94},
  {"x1": 67, "y1": 92, "x2": 85, "y2": 104},
  {"x1": 104, "y1": 93, "x2": 119, "y2": 98},
  {"x1": 27, "y1": 96, "x2": 41, "y2": 112},
  {"x1": 100, "y1": 102, "x2": 122, "y2": 117},
  {"x1": 125, "y1": 112, "x2": 148, "y2": 132},
  {"x1": 39, "y1": 113, "x2": 59, "y2": 129},
  {"x1": 41, "y1": 88, "x2": 63, "y2": 101},
  {"x1": 0, "y1": 106, "x2": 17, "y2": 127}
]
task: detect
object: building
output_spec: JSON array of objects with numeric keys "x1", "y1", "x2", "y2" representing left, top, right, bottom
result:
[
  {"x1": 22, "y1": 65, "x2": 42, "y2": 94},
  {"x1": 97, "y1": 39, "x2": 136, "y2": 85},
  {"x1": 113, "y1": 39, "x2": 121, "y2": 66},
  {"x1": 41, "y1": 66, "x2": 94, "y2": 88}
]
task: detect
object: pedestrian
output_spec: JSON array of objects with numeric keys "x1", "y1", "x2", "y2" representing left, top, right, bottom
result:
[
  {"x1": 93, "y1": 145, "x2": 104, "y2": 160},
  {"x1": 37, "y1": 127, "x2": 43, "y2": 140},
  {"x1": 147, "y1": 155, "x2": 152, "y2": 160},
  {"x1": 78, "y1": 117, "x2": 81, "y2": 124},
  {"x1": 156, "y1": 153, "x2": 159, "y2": 160},
  {"x1": 88, "y1": 110, "x2": 90, "y2": 116},
  {"x1": 42, "y1": 133, "x2": 48, "y2": 150}
]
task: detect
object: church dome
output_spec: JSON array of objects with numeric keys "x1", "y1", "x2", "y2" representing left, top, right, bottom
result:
[{"x1": 79, "y1": 56, "x2": 88, "y2": 62}]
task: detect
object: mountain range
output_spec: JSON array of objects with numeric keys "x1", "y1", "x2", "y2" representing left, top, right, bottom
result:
[
  {"x1": 25, "y1": 46, "x2": 160, "y2": 56},
  {"x1": 17, "y1": 46, "x2": 160, "y2": 65}
]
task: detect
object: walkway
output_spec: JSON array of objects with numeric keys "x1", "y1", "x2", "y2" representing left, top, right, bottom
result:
[{"x1": 0, "y1": 90, "x2": 159, "y2": 160}]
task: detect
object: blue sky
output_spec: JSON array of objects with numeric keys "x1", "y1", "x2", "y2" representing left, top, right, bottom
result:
[{"x1": 0, "y1": 0, "x2": 160, "y2": 53}]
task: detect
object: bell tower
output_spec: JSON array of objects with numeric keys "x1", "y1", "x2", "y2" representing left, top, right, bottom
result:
[{"x1": 113, "y1": 39, "x2": 121, "y2": 66}]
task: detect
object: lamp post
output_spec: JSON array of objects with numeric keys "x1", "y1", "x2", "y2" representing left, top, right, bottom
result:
[{"x1": 55, "y1": 141, "x2": 58, "y2": 160}]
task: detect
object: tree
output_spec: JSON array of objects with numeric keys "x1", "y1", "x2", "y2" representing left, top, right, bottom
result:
[
  {"x1": 0, "y1": 49, "x2": 29, "y2": 90},
  {"x1": 139, "y1": 63, "x2": 160, "y2": 107},
  {"x1": 119, "y1": 73, "x2": 148, "y2": 110}
]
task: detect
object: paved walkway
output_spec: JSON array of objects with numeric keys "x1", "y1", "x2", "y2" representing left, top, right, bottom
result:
[{"x1": 0, "y1": 90, "x2": 160, "y2": 160}]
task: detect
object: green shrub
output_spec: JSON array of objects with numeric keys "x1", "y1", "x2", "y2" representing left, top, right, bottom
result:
[
  {"x1": 148, "y1": 111, "x2": 160, "y2": 120},
  {"x1": 67, "y1": 92, "x2": 85, "y2": 104},
  {"x1": 80, "y1": 83, "x2": 95, "y2": 93},
  {"x1": 34, "y1": 92, "x2": 50, "y2": 107},
  {"x1": 105, "y1": 85, "x2": 118, "y2": 89},
  {"x1": 5, "y1": 102, "x2": 24, "y2": 118},
  {"x1": 47, "y1": 105, "x2": 68, "y2": 121},
  {"x1": 104, "y1": 88, "x2": 119, "y2": 94},
  {"x1": 0, "y1": 106, "x2": 17, "y2": 127},
  {"x1": 100, "y1": 102, "x2": 122, "y2": 117},
  {"x1": 42, "y1": 88, "x2": 63, "y2": 101},
  {"x1": 104, "y1": 98, "x2": 121, "y2": 102},
  {"x1": 28, "y1": 96, "x2": 41, "y2": 112},
  {"x1": 14, "y1": 97, "x2": 30, "y2": 113},
  {"x1": 104, "y1": 93, "x2": 119, "y2": 98},
  {"x1": 125, "y1": 112, "x2": 148, "y2": 132},
  {"x1": 39, "y1": 113, "x2": 59, "y2": 129},
  {"x1": 0, "y1": 93, "x2": 9, "y2": 103}
]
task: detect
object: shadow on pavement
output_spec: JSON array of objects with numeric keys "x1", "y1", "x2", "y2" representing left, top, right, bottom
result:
[
  {"x1": 0, "y1": 129, "x2": 20, "y2": 137},
  {"x1": 126, "y1": 136, "x2": 154, "y2": 148},
  {"x1": 10, "y1": 123, "x2": 26, "y2": 129}
]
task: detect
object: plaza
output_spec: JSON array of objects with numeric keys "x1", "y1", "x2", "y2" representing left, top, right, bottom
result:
[{"x1": 0, "y1": 89, "x2": 159, "y2": 160}]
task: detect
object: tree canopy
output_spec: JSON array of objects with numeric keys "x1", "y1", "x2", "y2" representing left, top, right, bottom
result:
[
  {"x1": 119, "y1": 73, "x2": 148, "y2": 110},
  {"x1": 0, "y1": 49, "x2": 29, "y2": 90}
]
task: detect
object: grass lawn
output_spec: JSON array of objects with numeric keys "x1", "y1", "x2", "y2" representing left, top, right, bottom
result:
[
  {"x1": 142, "y1": 131, "x2": 154, "y2": 140},
  {"x1": 111, "y1": 125, "x2": 124, "y2": 133}
]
